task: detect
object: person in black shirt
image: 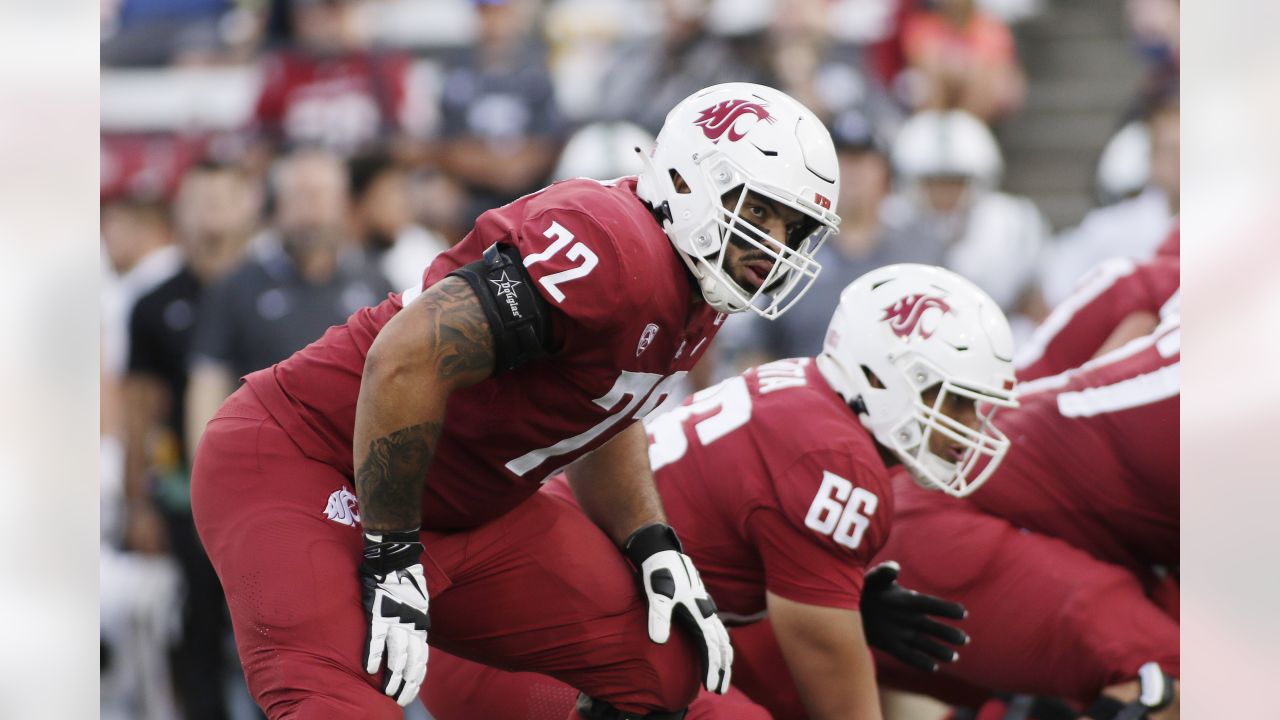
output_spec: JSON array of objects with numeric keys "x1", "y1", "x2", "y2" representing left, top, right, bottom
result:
[
  {"x1": 124, "y1": 160, "x2": 259, "y2": 720},
  {"x1": 185, "y1": 148, "x2": 392, "y2": 454}
]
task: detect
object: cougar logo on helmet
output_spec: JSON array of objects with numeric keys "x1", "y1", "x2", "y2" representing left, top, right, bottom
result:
[
  {"x1": 693, "y1": 99, "x2": 776, "y2": 143},
  {"x1": 881, "y1": 294, "x2": 952, "y2": 339}
]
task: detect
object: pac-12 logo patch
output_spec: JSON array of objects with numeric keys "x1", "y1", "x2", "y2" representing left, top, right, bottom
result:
[
  {"x1": 881, "y1": 294, "x2": 952, "y2": 340},
  {"x1": 636, "y1": 323, "x2": 660, "y2": 357},
  {"x1": 324, "y1": 487, "x2": 361, "y2": 527},
  {"x1": 693, "y1": 99, "x2": 776, "y2": 143}
]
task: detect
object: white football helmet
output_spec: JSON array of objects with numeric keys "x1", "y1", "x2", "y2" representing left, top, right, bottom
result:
[
  {"x1": 892, "y1": 109, "x2": 1002, "y2": 213},
  {"x1": 636, "y1": 82, "x2": 841, "y2": 319},
  {"x1": 816, "y1": 264, "x2": 1018, "y2": 497},
  {"x1": 553, "y1": 122, "x2": 654, "y2": 182}
]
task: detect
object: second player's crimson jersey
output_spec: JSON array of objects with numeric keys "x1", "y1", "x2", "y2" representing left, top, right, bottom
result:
[
  {"x1": 970, "y1": 315, "x2": 1181, "y2": 574},
  {"x1": 548, "y1": 357, "x2": 894, "y2": 619},
  {"x1": 1015, "y1": 250, "x2": 1179, "y2": 382},
  {"x1": 245, "y1": 178, "x2": 723, "y2": 529}
]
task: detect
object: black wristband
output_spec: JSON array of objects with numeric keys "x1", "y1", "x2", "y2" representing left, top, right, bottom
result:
[
  {"x1": 623, "y1": 523, "x2": 682, "y2": 567},
  {"x1": 361, "y1": 529, "x2": 423, "y2": 576}
]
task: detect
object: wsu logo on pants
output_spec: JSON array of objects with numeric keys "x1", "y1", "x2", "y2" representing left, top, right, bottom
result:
[{"x1": 324, "y1": 487, "x2": 361, "y2": 527}]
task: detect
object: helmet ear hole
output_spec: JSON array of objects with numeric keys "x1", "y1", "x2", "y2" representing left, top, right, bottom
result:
[
  {"x1": 860, "y1": 365, "x2": 886, "y2": 390},
  {"x1": 669, "y1": 170, "x2": 692, "y2": 194}
]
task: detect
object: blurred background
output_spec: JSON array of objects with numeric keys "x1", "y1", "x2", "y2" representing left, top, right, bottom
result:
[{"x1": 98, "y1": 0, "x2": 1178, "y2": 718}]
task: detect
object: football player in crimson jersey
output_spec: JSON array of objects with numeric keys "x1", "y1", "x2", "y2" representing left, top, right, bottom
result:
[
  {"x1": 859, "y1": 260, "x2": 1181, "y2": 718},
  {"x1": 192, "y1": 83, "x2": 844, "y2": 719},
  {"x1": 1015, "y1": 224, "x2": 1179, "y2": 382},
  {"x1": 417, "y1": 263, "x2": 1023, "y2": 720},
  {"x1": 696, "y1": 261, "x2": 1182, "y2": 720}
]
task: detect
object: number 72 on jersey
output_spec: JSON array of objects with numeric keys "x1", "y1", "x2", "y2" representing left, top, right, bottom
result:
[{"x1": 523, "y1": 221, "x2": 599, "y2": 303}]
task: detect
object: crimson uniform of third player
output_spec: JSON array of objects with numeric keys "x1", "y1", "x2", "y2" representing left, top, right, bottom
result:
[
  {"x1": 422, "y1": 356, "x2": 896, "y2": 719},
  {"x1": 866, "y1": 311, "x2": 1181, "y2": 706},
  {"x1": 191, "y1": 178, "x2": 724, "y2": 718},
  {"x1": 1015, "y1": 227, "x2": 1179, "y2": 382}
]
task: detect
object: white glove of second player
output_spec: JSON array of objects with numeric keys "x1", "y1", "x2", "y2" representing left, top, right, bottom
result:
[
  {"x1": 360, "y1": 529, "x2": 430, "y2": 706},
  {"x1": 624, "y1": 523, "x2": 734, "y2": 694}
]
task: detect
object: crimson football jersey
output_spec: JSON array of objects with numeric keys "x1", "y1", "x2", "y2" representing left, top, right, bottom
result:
[
  {"x1": 548, "y1": 357, "x2": 894, "y2": 618},
  {"x1": 245, "y1": 178, "x2": 722, "y2": 529},
  {"x1": 970, "y1": 315, "x2": 1181, "y2": 574},
  {"x1": 1016, "y1": 252, "x2": 1179, "y2": 382},
  {"x1": 252, "y1": 49, "x2": 423, "y2": 153}
]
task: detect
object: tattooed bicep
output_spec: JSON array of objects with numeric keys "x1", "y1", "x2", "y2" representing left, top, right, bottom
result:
[{"x1": 411, "y1": 276, "x2": 496, "y2": 384}]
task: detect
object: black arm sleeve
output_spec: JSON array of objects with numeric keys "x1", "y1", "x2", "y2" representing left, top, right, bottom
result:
[{"x1": 447, "y1": 242, "x2": 554, "y2": 374}]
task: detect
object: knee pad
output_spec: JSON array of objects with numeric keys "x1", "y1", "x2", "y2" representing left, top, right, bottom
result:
[{"x1": 576, "y1": 693, "x2": 687, "y2": 720}]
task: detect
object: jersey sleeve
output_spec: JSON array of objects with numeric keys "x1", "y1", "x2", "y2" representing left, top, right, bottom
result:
[
  {"x1": 504, "y1": 207, "x2": 640, "y2": 336},
  {"x1": 747, "y1": 450, "x2": 892, "y2": 610},
  {"x1": 1015, "y1": 256, "x2": 1179, "y2": 382}
]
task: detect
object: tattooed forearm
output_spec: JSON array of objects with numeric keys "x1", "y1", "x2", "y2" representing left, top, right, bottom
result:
[
  {"x1": 353, "y1": 277, "x2": 495, "y2": 531},
  {"x1": 356, "y1": 422, "x2": 441, "y2": 531},
  {"x1": 417, "y1": 277, "x2": 495, "y2": 382}
]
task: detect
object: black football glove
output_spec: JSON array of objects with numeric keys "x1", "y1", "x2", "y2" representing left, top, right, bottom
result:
[{"x1": 861, "y1": 561, "x2": 968, "y2": 672}]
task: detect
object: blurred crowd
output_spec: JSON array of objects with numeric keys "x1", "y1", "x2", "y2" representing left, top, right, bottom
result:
[{"x1": 99, "y1": 0, "x2": 1179, "y2": 718}]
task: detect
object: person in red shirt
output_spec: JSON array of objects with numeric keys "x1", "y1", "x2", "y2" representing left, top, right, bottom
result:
[
  {"x1": 250, "y1": 0, "x2": 427, "y2": 157},
  {"x1": 901, "y1": 0, "x2": 1026, "y2": 123},
  {"x1": 191, "y1": 83, "x2": 843, "y2": 719},
  {"x1": 419, "y1": 263, "x2": 1023, "y2": 720}
]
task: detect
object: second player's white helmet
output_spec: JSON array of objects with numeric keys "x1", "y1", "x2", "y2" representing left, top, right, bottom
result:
[
  {"x1": 636, "y1": 82, "x2": 841, "y2": 318},
  {"x1": 816, "y1": 264, "x2": 1018, "y2": 497}
]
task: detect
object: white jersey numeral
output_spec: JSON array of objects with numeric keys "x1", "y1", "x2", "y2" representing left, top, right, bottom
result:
[
  {"x1": 647, "y1": 376, "x2": 753, "y2": 472},
  {"x1": 803, "y1": 471, "x2": 879, "y2": 550},
  {"x1": 523, "y1": 220, "x2": 599, "y2": 303},
  {"x1": 505, "y1": 370, "x2": 686, "y2": 478}
]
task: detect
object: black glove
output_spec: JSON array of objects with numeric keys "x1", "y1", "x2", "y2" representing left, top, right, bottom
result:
[{"x1": 861, "y1": 561, "x2": 968, "y2": 672}]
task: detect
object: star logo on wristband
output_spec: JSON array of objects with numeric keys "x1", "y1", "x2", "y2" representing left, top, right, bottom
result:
[
  {"x1": 489, "y1": 272, "x2": 524, "y2": 320},
  {"x1": 489, "y1": 271, "x2": 522, "y2": 295}
]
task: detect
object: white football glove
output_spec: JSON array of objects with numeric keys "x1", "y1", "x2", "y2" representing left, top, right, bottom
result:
[
  {"x1": 624, "y1": 523, "x2": 734, "y2": 694},
  {"x1": 360, "y1": 530, "x2": 430, "y2": 707}
]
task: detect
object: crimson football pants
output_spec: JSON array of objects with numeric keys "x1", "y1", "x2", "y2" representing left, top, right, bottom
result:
[
  {"x1": 422, "y1": 647, "x2": 772, "y2": 720},
  {"x1": 191, "y1": 386, "x2": 701, "y2": 720},
  {"x1": 867, "y1": 491, "x2": 1180, "y2": 706}
]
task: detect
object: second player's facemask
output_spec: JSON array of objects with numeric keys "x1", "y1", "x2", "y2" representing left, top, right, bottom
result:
[
  {"x1": 886, "y1": 363, "x2": 1016, "y2": 498},
  {"x1": 815, "y1": 263, "x2": 1020, "y2": 498}
]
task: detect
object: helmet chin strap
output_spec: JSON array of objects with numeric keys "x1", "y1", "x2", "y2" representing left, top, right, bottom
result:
[{"x1": 698, "y1": 269, "x2": 747, "y2": 313}]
